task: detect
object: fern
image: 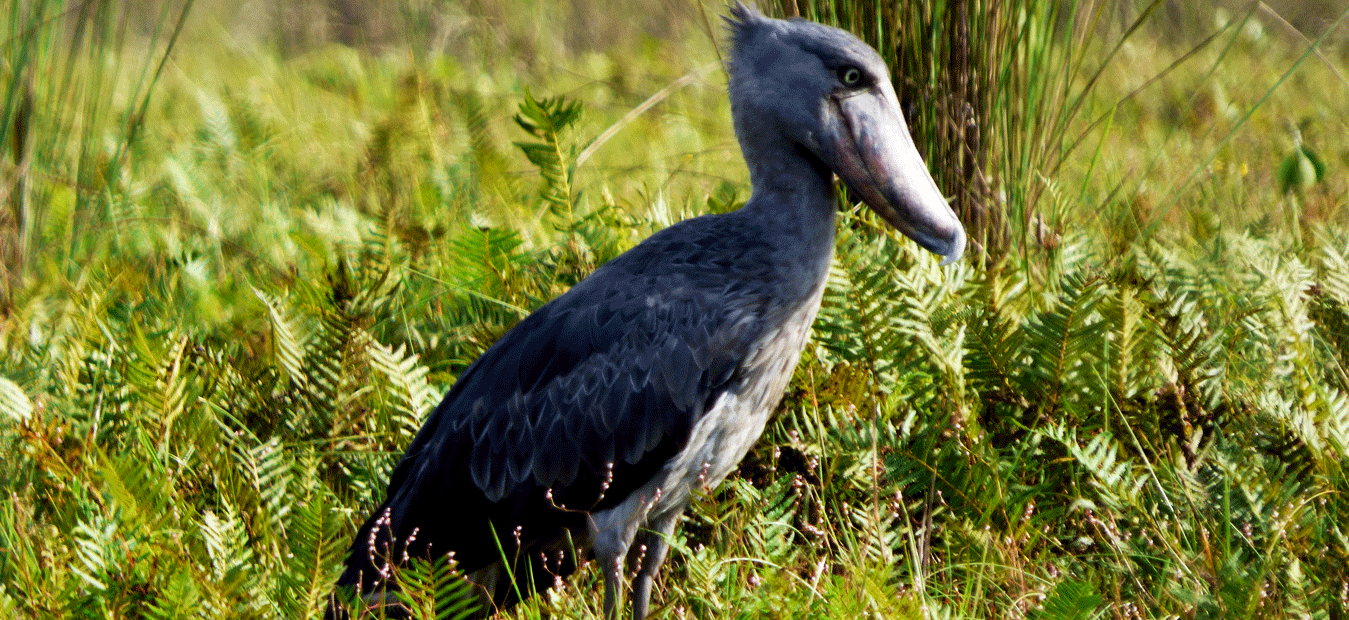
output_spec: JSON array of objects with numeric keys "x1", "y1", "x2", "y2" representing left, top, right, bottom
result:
[
  {"x1": 255, "y1": 286, "x2": 313, "y2": 392},
  {"x1": 1032, "y1": 580, "x2": 1101, "y2": 620},
  {"x1": 1136, "y1": 241, "x2": 1228, "y2": 417},
  {"x1": 145, "y1": 572, "x2": 202, "y2": 620},
  {"x1": 819, "y1": 216, "x2": 963, "y2": 406},
  {"x1": 1311, "y1": 238, "x2": 1349, "y2": 394},
  {"x1": 513, "y1": 89, "x2": 585, "y2": 227},
  {"x1": 1019, "y1": 270, "x2": 1108, "y2": 418},
  {"x1": 70, "y1": 515, "x2": 119, "y2": 593},
  {"x1": 199, "y1": 499, "x2": 266, "y2": 616},
  {"x1": 364, "y1": 338, "x2": 440, "y2": 439},
  {"x1": 1038, "y1": 424, "x2": 1139, "y2": 509},
  {"x1": 8, "y1": 8, "x2": 1349, "y2": 618},
  {"x1": 451, "y1": 89, "x2": 518, "y2": 227},
  {"x1": 123, "y1": 323, "x2": 200, "y2": 448},
  {"x1": 277, "y1": 460, "x2": 348, "y2": 618},
  {"x1": 1102, "y1": 279, "x2": 1164, "y2": 411},
  {"x1": 964, "y1": 268, "x2": 1030, "y2": 410},
  {"x1": 0, "y1": 375, "x2": 31, "y2": 423},
  {"x1": 394, "y1": 553, "x2": 482, "y2": 620},
  {"x1": 96, "y1": 447, "x2": 175, "y2": 539},
  {"x1": 243, "y1": 436, "x2": 295, "y2": 544},
  {"x1": 446, "y1": 225, "x2": 527, "y2": 303},
  {"x1": 754, "y1": 474, "x2": 803, "y2": 562},
  {"x1": 194, "y1": 88, "x2": 239, "y2": 169}
]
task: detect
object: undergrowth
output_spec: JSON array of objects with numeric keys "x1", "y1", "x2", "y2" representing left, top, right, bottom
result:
[{"x1": 2, "y1": 0, "x2": 1348, "y2": 618}]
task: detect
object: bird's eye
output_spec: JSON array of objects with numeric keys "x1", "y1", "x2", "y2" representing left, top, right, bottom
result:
[{"x1": 838, "y1": 66, "x2": 863, "y2": 87}]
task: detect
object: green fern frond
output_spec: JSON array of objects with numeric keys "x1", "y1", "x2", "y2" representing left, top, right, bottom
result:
[
  {"x1": 124, "y1": 323, "x2": 201, "y2": 447},
  {"x1": 452, "y1": 89, "x2": 518, "y2": 219},
  {"x1": 755, "y1": 474, "x2": 803, "y2": 560},
  {"x1": 364, "y1": 337, "x2": 439, "y2": 438},
  {"x1": 1033, "y1": 580, "x2": 1101, "y2": 620},
  {"x1": 96, "y1": 448, "x2": 172, "y2": 534},
  {"x1": 1101, "y1": 282, "x2": 1164, "y2": 407},
  {"x1": 145, "y1": 572, "x2": 201, "y2": 620},
  {"x1": 255, "y1": 286, "x2": 313, "y2": 391},
  {"x1": 1310, "y1": 238, "x2": 1349, "y2": 391},
  {"x1": 821, "y1": 222, "x2": 928, "y2": 389},
  {"x1": 0, "y1": 375, "x2": 32, "y2": 423},
  {"x1": 250, "y1": 437, "x2": 294, "y2": 532},
  {"x1": 1135, "y1": 241, "x2": 1227, "y2": 415},
  {"x1": 513, "y1": 89, "x2": 585, "y2": 226},
  {"x1": 965, "y1": 268, "x2": 1030, "y2": 408},
  {"x1": 194, "y1": 88, "x2": 239, "y2": 165},
  {"x1": 199, "y1": 499, "x2": 267, "y2": 614},
  {"x1": 395, "y1": 553, "x2": 482, "y2": 620},
  {"x1": 1020, "y1": 271, "x2": 1108, "y2": 416},
  {"x1": 446, "y1": 225, "x2": 526, "y2": 295},
  {"x1": 277, "y1": 469, "x2": 348, "y2": 618},
  {"x1": 71, "y1": 516, "x2": 118, "y2": 592},
  {"x1": 1039, "y1": 424, "x2": 1138, "y2": 507}
]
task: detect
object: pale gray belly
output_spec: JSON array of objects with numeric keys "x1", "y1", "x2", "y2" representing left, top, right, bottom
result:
[{"x1": 587, "y1": 297, "x2": 819, "y2": 551}]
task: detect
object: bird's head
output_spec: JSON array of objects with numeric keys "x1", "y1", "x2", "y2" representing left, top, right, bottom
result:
[{"x1": 726, "y1": 2, "x2": 966, "y2": 264}]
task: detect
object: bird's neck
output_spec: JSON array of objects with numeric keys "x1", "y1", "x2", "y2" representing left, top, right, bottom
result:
[
  {"x1": 740, "y1": 140, "x2": 838, "y2": 243},
  {"x1": 738, "y1": 141, "x2": 839, "y2": 300}
]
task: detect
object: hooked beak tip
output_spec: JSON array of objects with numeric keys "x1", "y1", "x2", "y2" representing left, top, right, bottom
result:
[{"x1": 937, "y1": 226, "x2": 966, "y2": 266}]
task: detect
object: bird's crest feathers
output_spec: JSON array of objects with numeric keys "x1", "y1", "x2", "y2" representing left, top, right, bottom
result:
[{"x1": 724, "y1": 2, "x2": 766, "y2": 50}]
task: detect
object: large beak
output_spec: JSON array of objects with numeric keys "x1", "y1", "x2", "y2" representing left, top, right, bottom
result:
[{"x1": 828, "y1": 84, "x2": 966, "y2": 265}]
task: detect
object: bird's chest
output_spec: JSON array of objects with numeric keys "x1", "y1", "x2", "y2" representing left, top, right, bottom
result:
[{"x1": 654, "y1": 275, "x2": 829, "y2": 510}]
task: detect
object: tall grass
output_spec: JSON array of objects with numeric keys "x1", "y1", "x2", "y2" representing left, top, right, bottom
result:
[
  {"x1": 0, "y1": 0, "x2": 192, "y2": 303},
  {"x1": 2, "y1": 0, "x2": 1349, "y2": 618},
  {"x1": 790, "y1": 0, "x2": 1111, "y2": 258},
  {"x1": 792, "y1": 0, "x2": 1349, "y2": 263}
]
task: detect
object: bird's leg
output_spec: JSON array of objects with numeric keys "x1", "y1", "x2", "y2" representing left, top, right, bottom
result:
[
  {"x1": 591, "y1": 515, "x2": 631, "y2": 620},
  {"x1": 601, "y1": 550, "x2": 625, "y2": 620},
  {"x1": 629, "y1": 511, "x2": 680, "y2": 620}
]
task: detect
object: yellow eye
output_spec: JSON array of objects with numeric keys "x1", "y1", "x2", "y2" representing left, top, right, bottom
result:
[{"x1": 839, "y1": 66, "x2": 863, "y2": 86}]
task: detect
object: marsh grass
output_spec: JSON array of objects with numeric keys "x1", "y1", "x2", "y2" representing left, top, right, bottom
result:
[{"x1": 3, "y1": 0, "x2": 1349, "y2": 618}]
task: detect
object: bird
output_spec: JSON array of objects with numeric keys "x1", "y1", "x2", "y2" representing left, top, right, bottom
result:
[{"x1": 328, "y1": 3, "x2": 965, "y2": 619}]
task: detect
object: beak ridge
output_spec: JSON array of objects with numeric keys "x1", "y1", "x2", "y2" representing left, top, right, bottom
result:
[{"x1": 829, "y1": 87, "x2": 966, "y2": 265}]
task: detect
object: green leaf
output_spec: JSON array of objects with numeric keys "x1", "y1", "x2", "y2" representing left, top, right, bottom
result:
[{"x1": 1277, "y1": 145, "x2": 1326, "y2": 194}]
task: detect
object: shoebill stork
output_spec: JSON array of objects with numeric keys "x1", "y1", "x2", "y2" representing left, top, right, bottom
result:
[{"x1": 330, "y1": 3, "x2": 964, "y2": 618}]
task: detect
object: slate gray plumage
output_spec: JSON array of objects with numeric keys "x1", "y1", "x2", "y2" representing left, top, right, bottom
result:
[{"x1": 330, "y1": 3, "x2": 965, "y2": 619}]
